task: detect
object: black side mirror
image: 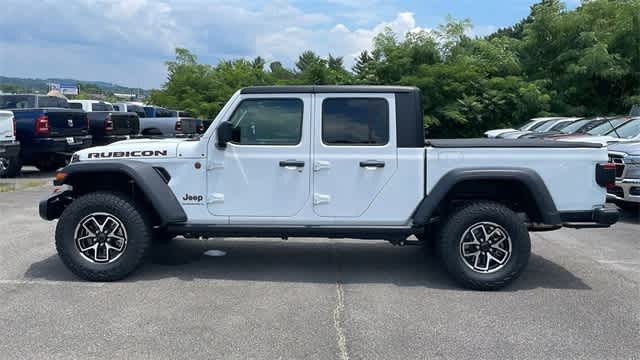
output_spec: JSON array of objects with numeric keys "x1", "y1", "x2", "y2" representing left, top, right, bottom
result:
[{"x1": 216, "y1": 121, "x2": 233, "y2": 148}]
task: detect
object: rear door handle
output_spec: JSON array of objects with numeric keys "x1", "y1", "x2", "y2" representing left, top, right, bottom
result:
[
  {"x1": 359, "y1": 160, "x2": 385, "y2": 168},
  {"x1": 279, "y1": 160, "x2": 305, "y2": 168}
]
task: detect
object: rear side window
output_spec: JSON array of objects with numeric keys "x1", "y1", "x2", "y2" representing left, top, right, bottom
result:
[
  {"x1": 113, "y1": 105, "x2": 120, "y2": 111},
  {"x1": 322, "y1": 98, "x2": 389, "y2": 145},
  {"x1": 68, "y1": 102, "x2": 83, "y2": 109},
  {"x1": 227, "y1": 98, "x2": 303, "y2": 145}
]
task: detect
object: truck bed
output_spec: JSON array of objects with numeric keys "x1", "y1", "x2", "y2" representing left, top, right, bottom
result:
[{"x1": 426, "y1": 138, "x2": 602, "y2": 148}]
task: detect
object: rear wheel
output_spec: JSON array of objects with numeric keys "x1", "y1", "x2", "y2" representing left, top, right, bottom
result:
[
  {"x1": 436, "y1": 201, "x2": 530, "y2": 290},
  {"x1": 0, "y1": 156, "x2": 21, "y2": 178},
  {"x1": 55, "y1": 191, "x2": 152, "y2": 281}
]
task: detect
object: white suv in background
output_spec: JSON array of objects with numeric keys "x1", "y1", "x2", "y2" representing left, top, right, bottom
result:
[{"x1": 0, "y1": 110, "x2": 21, "y2": 177}]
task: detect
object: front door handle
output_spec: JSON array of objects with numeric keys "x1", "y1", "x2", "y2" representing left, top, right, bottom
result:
[
  {"x1": 359, "y1": 160, "x2": 385, "y2": 168},
  {"x1": 279, "y1": 160, "x2": 305, "y2": 168}
]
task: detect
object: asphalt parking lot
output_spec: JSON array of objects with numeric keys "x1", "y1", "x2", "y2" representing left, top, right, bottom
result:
[{"x1": 0, "y1": 169, "x2": 639, "y2": 360}]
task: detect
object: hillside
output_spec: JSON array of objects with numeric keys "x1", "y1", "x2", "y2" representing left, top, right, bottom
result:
[{"x1": 0, "y1": 76, "x2": 149, "y2": 96}]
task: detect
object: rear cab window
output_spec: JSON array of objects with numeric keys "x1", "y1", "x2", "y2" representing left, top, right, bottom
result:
[
  {"x1": 92, "y1": 103, "x2": 114, "y2": 111},
  {"x1": 322, "y1": 98, "x2": 389, "y2": 145}
]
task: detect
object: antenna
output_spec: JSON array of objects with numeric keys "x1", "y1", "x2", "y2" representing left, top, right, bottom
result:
[{"x1": 606, "y1": 117, "x2": 622, "y2": 138}]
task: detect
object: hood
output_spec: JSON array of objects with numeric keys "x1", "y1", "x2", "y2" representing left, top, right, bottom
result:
[
  {"x1": 74, "y1": 137, "x2": 187, "y2": 161},
  {"x1": 499, "y1": 130, "x2": 532, "y2": 139},
  {"x1": 484, "y1": 128, "x2": 516, "y2": 138},
  {"x1": 608, "y1": 141, "x2": 640, "y2": 155}
]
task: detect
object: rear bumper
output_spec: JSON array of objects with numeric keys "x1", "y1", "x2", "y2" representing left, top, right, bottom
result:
[
  {"x1": 39, "y1": 189, "x2": 73, "y2": 221},
  {"x1": 0, "y1": 141, "x2": 20, "y2": 158},
  {"x1": 607, "y1": 179, "x2": 640, "y2": 204},
  {"x1": 24, "y1": 135, "x2": 93, "y2": 156},
  {"x1": 560, "y1": 207, "x2": 620, "y2": 228}
]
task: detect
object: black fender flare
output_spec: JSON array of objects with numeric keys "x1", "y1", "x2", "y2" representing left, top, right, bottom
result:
[
  {"x1": 412, "y1": 167, "x2": 561, "y2": 226},
  {"x1": 55, "y1": 160, "x2": 187, "y2": 225}
]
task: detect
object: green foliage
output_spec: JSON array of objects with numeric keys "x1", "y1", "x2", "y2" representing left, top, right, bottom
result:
[{"x1": 149, "y1": 0, "x2": 640, "y2": 137}]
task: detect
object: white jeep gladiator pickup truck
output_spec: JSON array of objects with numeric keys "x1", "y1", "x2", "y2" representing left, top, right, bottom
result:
[{"x1": 39, "y1": 86, "x2": 619, "y2": 290}]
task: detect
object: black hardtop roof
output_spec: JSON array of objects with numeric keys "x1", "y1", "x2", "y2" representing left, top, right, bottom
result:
[{"x1": 240, "y1": 85, "x2": 419, "y2": 94}]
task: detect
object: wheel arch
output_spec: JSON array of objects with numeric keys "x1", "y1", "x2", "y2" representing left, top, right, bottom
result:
[
  {"x1": 55, "y1": 160, "x2": 186, "y2": 226},
  {"x1": 412, "y1": 168, "x2": 561, "y2": 226}
]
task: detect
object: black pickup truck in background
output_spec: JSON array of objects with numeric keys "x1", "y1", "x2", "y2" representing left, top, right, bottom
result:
[
  {"x1": 0, "y1": 94, "x2": 92, "y2": 172},
  {"x1": 68, "y1": 100, "x2": 140, "y2": 146}
]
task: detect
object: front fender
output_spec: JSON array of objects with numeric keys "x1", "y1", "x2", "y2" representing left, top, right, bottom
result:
[{"x1": 50, "y1": 160, "x2": 187, "y2": 225}]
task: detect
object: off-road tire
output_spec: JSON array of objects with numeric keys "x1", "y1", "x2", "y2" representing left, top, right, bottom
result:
[
  {"x1": 55, "y1": 191, "x2": 152, "y2": 281},
  {"x1": 436, "y1": 201, "x2": 530, "y2": 291},
  {"x1": 0, "y1": 156, "x2": 21, "y2": 178}
]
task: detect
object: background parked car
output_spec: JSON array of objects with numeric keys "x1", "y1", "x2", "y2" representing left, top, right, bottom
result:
[
  {"x1": 0, "y1": 110, "x2": 21, "y2": 177},
  {"x1": 68, "y1": 100, "x2": 140, "y2": 146},
  {"x1": 564, "y1": 117, "x2": 640, "y2": 145},
  {"x1": 484, "y1": 117, "x2": 563, "y2": 138},
  {"x1": 0, "y1": 94, "x2": 92, "y2": 171},
  {"x1": 607, "y1": 141, "x2": 640, "y2": 208},
  {"x1": 518, "y1": 117, "x2": 585, "y2": 139},
  {"x1": 112, "y1": 102, "x2": 147, "y2": 118},
  {"x1": 139, "y1": 105, "x2": 201, "y2": 137},
  {"x1": 497, "y1": 117, "x2": 573, "y2": 138}
]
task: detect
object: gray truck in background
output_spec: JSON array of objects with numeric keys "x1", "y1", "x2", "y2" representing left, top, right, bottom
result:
[{"x1": 139, "y1": 105, "x2": 200, "y2": 137}]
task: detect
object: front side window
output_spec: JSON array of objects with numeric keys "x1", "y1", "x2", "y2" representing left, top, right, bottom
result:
[
  {"x1": 227, "y1": 98, "x2": 303, "y2": 145},
  {"x1": 322, "y1": 98, "x2": 389, "y2": 145}
]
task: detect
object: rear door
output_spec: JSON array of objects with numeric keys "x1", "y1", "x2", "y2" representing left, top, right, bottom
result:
[{"x1": 312, "y1": 93, "x2": 397, "y2": 217}]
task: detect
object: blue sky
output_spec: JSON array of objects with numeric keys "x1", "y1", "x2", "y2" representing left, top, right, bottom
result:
[{"x1": 0, "y1": 0, "x2": 578, "y2": 89}]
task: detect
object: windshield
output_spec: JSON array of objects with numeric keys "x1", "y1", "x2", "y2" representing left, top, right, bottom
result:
[
  {"x1": 607, "y1": 119, "x2": 640, "y2": 139},
  {"x1": 559, "y1": 119, "x2": 590, "y2": 133},
  {"x1": 549, "y1": 120, "x2": 576, "y2": 131},
  {"x1": 536, "y1": 119, "x2": 567, "y2": 132},
  {"x1": 529, "y1": 119, "x2": 555, "y2": 131},
  {"x1": 587, "y1": 118, "x2": 629, "y2": 135},
  {"x1": 518, "y1": 120, "x2": 537, "y2": 131}
]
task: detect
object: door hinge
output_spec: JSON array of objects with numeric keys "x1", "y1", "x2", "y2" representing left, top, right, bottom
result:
[
  {"x1": 313, "y1": 193, "x2": 331, "y2": 205},
  {"x1": 207, "y1": 193, "x2": 225, "y2": 204},
  {"x1": 207, "y1": 161, "x2": 224, "y2": 171},
  {"x1": 313, "y1": 160, "x2": 330, "y2": 172}
]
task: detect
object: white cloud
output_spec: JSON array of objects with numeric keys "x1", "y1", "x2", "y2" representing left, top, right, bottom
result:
[
  {"x1": 0, "y1": 0, "x2": 429, "y2": 87},
  {"x1": 256, "y1": 12, "x2": 428, "y2": 69}
]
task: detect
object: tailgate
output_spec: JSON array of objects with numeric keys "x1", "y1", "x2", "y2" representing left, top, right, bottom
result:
[
  {"x1": 46, "y1": 109, "x2": 88, "y2": 137},
  {"x1": 110, "y1": 112, "x2": 140, "y2": 135}
]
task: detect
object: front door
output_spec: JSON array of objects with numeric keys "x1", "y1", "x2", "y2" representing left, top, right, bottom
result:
[
  {"x1": 207, "y1": 94, "x2": 312, "y2": 217},
  {"x1": 312, "y1": 94, "x2": 397, "y2": 217}
]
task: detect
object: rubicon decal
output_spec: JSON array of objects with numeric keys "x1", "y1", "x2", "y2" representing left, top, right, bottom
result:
[{"x1": 87, "y1": 150, "x2": 168, "y2": 158}]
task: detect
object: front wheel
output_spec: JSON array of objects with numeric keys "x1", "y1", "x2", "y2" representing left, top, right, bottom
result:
[
  {"x1": 55, "y1": 192, "x2": 152, "y2": 281},
  {"x1": 436, "y1": 201, "x2": 530, "y2": 291}
]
